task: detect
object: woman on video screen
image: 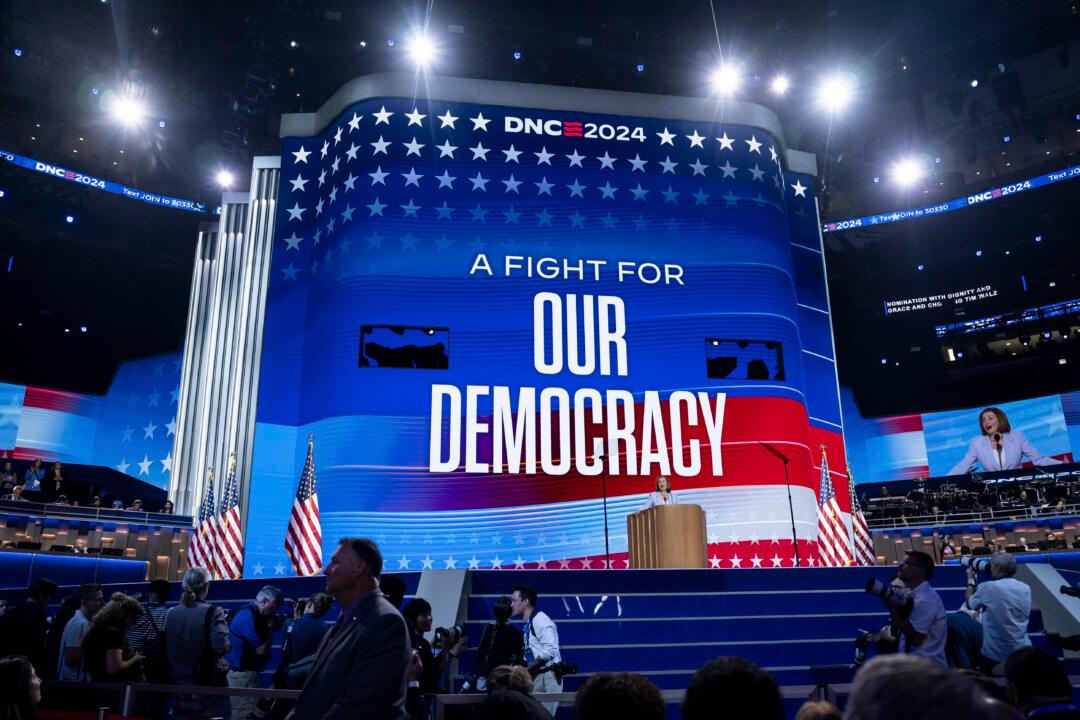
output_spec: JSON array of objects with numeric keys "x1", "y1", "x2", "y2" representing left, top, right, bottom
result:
[{"x1": 948, "y1": 406, "x2": 1061, "y2": 475}]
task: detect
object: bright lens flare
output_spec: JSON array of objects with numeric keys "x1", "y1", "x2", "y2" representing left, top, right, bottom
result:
[
  {"x1": 890, "y1": 157, "x2": 925, "y2": 187},
  {"x1": 405, "y1": 34, "x2": 437, "y2": 68},
  {"x1": 816, "y1": 74, "x2": 855, "y2": 113},
  {"x1": 770, "y1": 74, "x2": 790, "y2": 95},
  {"x1": 709, "y1": 64, "x2": 741, "y2": 97}
]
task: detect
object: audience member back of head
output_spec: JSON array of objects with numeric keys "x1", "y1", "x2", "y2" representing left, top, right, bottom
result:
[
  {"x1": 1005, "y1": 647, "x2": 1076, "y2": 716},
  {"x1": 682, "y1": 657, "x2": 783, "y2": 720},
  {"x1": 574, "y1": 672, "x2": 664, "y2": 720},
  {"x1": 846, "y1": 654, "x2": 1011, "y2": 720}
]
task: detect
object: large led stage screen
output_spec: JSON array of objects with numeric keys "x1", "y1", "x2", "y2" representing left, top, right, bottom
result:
[{"x1": 245, "y1": 75, "x2": 843, "y2": 576}]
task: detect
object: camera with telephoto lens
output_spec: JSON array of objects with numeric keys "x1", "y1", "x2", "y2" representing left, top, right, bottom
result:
[
  {"x1": 434, "y1": 625, "x2": 465, "y2": 650},
  {"x1": 854, "y1": 632, "x2": 874, "y2": 667},
  {"x1": 960, "y1": 556, "x2": 991, "y2": 573},
  {"x1": 1061, "y1": 585, "x2": 1080, "y2": 599},
  {"x1": 864, "y1": 578, "x2": 914, "y2": 616}
]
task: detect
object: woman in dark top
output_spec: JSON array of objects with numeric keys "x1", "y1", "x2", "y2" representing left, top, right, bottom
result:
[
  {"x1": 83, "y1": 593, "x2": 144, "y2": 682},
  {"x1": 402, "y1": 598, "x2": 466, "y2": 696},
  {"x1": 0, "y1": 655, "x2": 42, "y2": 720},
  {"x1": 476, "y1": 596, "x2": 524, "y2": 686}
]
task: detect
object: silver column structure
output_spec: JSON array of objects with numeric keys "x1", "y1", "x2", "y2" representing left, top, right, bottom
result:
[{"x1": 172, "y1": 156, "x2": 281, "y2": 539}]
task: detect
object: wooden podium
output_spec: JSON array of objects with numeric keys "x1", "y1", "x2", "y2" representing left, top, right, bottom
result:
[{"x1": 627, "y1": 504, "x2": 708, "y2": 569}]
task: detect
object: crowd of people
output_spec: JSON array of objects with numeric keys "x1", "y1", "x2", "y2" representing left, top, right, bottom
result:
[
  {"x1": 0, "y1": 540, "x2": 1076, "y2": 719},
  {"x1": 1, "y1": 459, "x2": 173, "y2": 515}
]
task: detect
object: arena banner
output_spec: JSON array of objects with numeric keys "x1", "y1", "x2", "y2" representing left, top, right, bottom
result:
[{"x1": 245, "y1": 78, "x2": 845, "y2": 575}]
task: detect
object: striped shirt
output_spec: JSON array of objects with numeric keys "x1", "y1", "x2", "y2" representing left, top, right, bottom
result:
[{"x1": 128, "y1": 601, "x2": 168, "y2": 656}]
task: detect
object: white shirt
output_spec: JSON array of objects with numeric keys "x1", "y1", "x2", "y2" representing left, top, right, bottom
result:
[
  {"x1": 525, "y1": 610, "x2": 561, "y2": 666},
  {"x1": 58, "y1": 609, "x2": 92, "y2": 681},
  {"x1": 968, "y1": 576, "x2": 1031, "y2": 662},
  {"x1": 900, "y1": 581, "x2": 947, "y2": 666}
]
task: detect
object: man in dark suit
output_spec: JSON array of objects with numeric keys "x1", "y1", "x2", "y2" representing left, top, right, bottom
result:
[{"x1": 287, "y1": 538, "x2": 411, "y2": 720}]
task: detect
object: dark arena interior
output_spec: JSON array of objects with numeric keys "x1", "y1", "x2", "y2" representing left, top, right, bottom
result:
[{"x1": 1, "y1": 1, "x2": 1080, "y2": 719}]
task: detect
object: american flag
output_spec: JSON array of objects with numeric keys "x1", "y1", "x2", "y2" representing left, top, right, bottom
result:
[
  {"x1": 284, "y1": 435, "x2": 323, "y2": 576},
  {"x1": 188, "y1": 466, "x2": 217, "y2": 573},
  {"x1": 215, "y1": 453, "x2": 245, "y2": 579},
  {"x1": 848, "y1": 465, "x2": 876, "y2": 566},
  {"x1": 816, "y1": 447, "x2": 852, "y2": 567}
]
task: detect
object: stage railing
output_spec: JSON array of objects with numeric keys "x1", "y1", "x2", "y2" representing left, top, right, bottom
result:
[{"x1": 867, "y1": 502, "x2": 1080, "y2": 530}]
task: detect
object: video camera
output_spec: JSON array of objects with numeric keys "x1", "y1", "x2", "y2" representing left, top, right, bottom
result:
[
  {"x1": 530, "y1": 659, "x2": 579, "y2": 681},
  {"x1": 1060, "y1": 585, "x2": 1080, "y2": 599},
  {"x1": 433, "y1": 625, "x2": 465, "y2": 651}
]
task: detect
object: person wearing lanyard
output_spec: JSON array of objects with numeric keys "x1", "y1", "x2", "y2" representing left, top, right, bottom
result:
[{"x1": 510, "y1": 585, "x2": 562, "y2": 716}]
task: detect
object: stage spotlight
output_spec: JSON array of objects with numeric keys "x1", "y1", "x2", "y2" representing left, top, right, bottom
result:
[
  {"x1": 815, "y1": 73, "x2": 855, "y2": 113},
  {"x1": 13, "y1": 48, "x2": 23, "y2": 57},
  {"x1": 109, "y1": 95, "x2": 147, "y2": 126},
  {"x1": 387, "y1": 39, "x2": 395, "y2": 47},
  {"x1": 512, "y1": 50, "x2": 522, "y2": 61},
  {"x1": 917, "y1": 264, "x2": 925, "y2": 271},
  {"x1": 0, "y1": 189, "x2": 5, "y2": 198},
  {"x1": 405, "y1": 33, "x2": 436, "y2": 67},
  {"x1": 79, "y1": 326, "x2": 88, "y2": 333},
  {"x1": 215, "y1": 170, "x2": 235, "y2": 189},
  {"x1": 158, "y1": 120, "x2": 166, "y2": 128},
  {"x1": 64, "y1": 215, "x2": 75, "y2": 224},
  {"x1": 636, "y1": 63, "x2": 646, "y2": 73},
  {"x1": 890, "y1": 157, "x2": 925, "y2": 187},
  {"x1": 975, "y1": 250, "x2": 983, "y2": 256},
  {"x1": 880, "y1": 358, "x2": 888, "y2": 365},
  {"x1": 709, "y1": 63, "x2": 741, "y2": 97},
  {"x1": 1035, "y1": 235, "x2": 1043, "y2": 243},
  {"x1": 770, "y1": 74, "x2": 790, "y2": 95},
  {"x1": 359, "y1": 40, "x2": 367, "y2": 48},
  {"x1": 970, "y1": 79, "x2": 979, "y2": 88},
  {"x1": 289, "y1": 40, "x2": 298, "y2": 48},
  {"x1": 1002, "y1": 134, "x2": 1012, "y2": 143},
  {"x1": 91, "y1": 87, "x2": 100, "y2": 95}
]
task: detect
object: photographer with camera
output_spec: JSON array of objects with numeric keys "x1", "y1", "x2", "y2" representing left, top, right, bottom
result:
[
  {"x1": 474, "y1": 596, "x2": 523, "y2": 691},
  {"x1": 510, "y1": 585, "x2": 562, "y2": 716},
  {"x1": 401, "y1": 598, "x2": 467, "y2": 709},
  {"x1": 882, "y1": 551, "x2": 947, "y2": 666},
  {"x1": 965, "y1": 552, "x2": 1031, "y2": 674},
  {"x1": 225, "y1": 585, "x2": 284, "y2": 720}
]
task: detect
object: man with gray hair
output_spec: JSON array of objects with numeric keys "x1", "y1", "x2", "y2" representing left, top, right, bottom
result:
[
  {"x1": 966, "y1": 551, "x2": 1031, "y2": 674},
  {"x1": 225, "y1": 584, "x2": 283, "y2": 719}
]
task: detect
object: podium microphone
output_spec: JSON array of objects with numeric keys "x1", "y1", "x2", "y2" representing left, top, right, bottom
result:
[{"x1": 993, "y1": 433, "x2": 1004, "y2": 471}]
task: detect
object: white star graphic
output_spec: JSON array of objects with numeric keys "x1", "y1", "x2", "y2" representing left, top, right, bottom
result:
[
  {"x1": 536, "y1": 556, "x2": 547, "y2": 569},
  {"x1": 718, "y1": 161, "x2": 737, "y2": 178},
  {"x1": 596, "y1": 151, "x2": 616, "y2": 169},
  {"x1": 502, "y1": 174, "x2": 522, "y2": 193},
  {"x1": 565, "y1": 149, "x2": 585, "y2": 167},
  {"x1": 343, "y1": 173, "x2": 357, "y2": 191},
  {"x1": 444, "y1": 555, "x2": 458, "y2": 569},
  {"x1": 366, "y1": 198, "x2": 386, "y2": 215},
  {"x1": 627, "y1": 154, "x2": 648, "y2": 172},
  {"x1": 656, "y1": 127, "x2": 676, "y2": 145},
  {"x1": 417, "y1": 555, "x2": 433, "y2": 569},
  {"x1": 791, "y1": 180, "x2": 808, "y2": 197},
  {"x1": 436, "y1": 140, "x2": 457, "y2": 158},
  {"x1": 534, "y1": 177, "x2": 554, "y2": 195},
  {"x1": 121, "y1": 426, "x2": 134, "y2": 442},
  {"x1": 116, "y1": 459, "x2": 130, "y2": 474},
  {"x1": 468, "y1": 556, "x2": 481, "y2": 570},
  {"x1": 401, "y1": 168, "x2": 423, "y2": 187},
  {"x1": 142, "y1": 420, "x2": 158, "y2": 439},
  {"x1": 686, "y1": 130, "x2": 705, "y2": 148},
  {"x1": 372, "y1": 105, "x2": 393, "y2": 124},
  {"x1": 630, "y1": 183, "x2": 649, "y2": 201},
  {"x1": 771, "y1": 555, "x2": 784, "y2": 567},
  {"x1": 513, "y1": 556, "x2": 525, "y2": 569},
  {"x1": 345, "y1": 143, "x2": 359, "y2": 161},
  {"x1": 750, "y1": 555, "x2": 763, "y2": 567},
  {"x1": 148, "y1": 390, "x2": 160, "y2": 406},
  {"x1": 470, "y1": 112, "x2": 491, "y2": 131},
  {"x1": 320, "y1": 140, "x2": 329, "y2": 158},
  {"x1": 769, "y1": 145, "x2": 779, "y2": 161},
  {"x1": 566, "y1": 179, "x2": 586, "y2": 197},
  {"x1": 749, "y1": 163, "x2": 766, "y2": 181},
  {"x1": 730, "y1": 554, "x2": 743, "y2": 568},
  {"x1": 370, "y1": 136, "x2": 390, "y2": 155},
  {"x1": 437, "y1": 110, "x2": 458, "y2": 128},
  {"x1": 170, "y1": 385, "x2": 179, "y2": 403},
  {"x1": 709, "y1": 555, "x2": 722, "y2": 568},
  {"x1": 281, "y1": 263, "x2": 299, "y2": 281},
  {"x1": 405, "y1": 108, "x2": 426, "y2": 126},
  {"x1": 435, "y1": 170, "x2": 456, "y2": 189},
  {"x1": 289, "y1": 175, "x2": 308, "y2": 192},
  {"x1": 333, "y1": 126, "x2": 343, "y2": 145},
  {"x1": 291, "y1": 146, "x2": 311, "y2": 164},
  {"x1": 166, "y1": 417, "x2": 177, "y2": 436},
  {"x1": 398, "y1": 555, "x2": 411, "y2": 569},
  {"x1": 402, "y1": 137, "x2": 424, "y2": 156},
  {"x1": 252, "y1": 563, "x2": 265, "y2": 576},
  {"x1": 469, "y1": 172, "x2": 489, "y2": 191},
  {"x1": 274, "y1": 563, "x2": 285, "y2": 575},
  {"x1": 160, "y1": 452, "x2": 172, "y2": 474},
  {"x1": 689, "y1": 158, "x2": 708, "y2": 176},
  {"x1": 470, "y1": 142, "x2": 490, "y2": 161},
  {"x1": 746, "y1": 135, "x2": 763, "y2": 153},
  {"x1": 598, "y1": 181, "x2": 617, "y2": 199},
  {"x1": 659, "y1": 156, "x2": 678, "y2": 174},
  {"x1": 502, "y1": 145, "x2": 522, "y2": 163},
  {"x1": 490, "y1": 556, "x2": 503, "y2": 569},
  {"x1": 368, "y1": 166, "x2": 388, "y2": 185},
  {"x1": 137, "y1": 455, "x2": 152, "y2": 476},
  {"x1": 534, "y1": 147, "x2": 553, "y2": 165},
  {"x1": 716, "y1": 132, "x2": 735, "y2": 151},
  {"x1": 347, "y1": 112, "x2": 361, "y2": 131},
  {"x1": 286, "y1": 203, "x2": 306, "y2": 221}
]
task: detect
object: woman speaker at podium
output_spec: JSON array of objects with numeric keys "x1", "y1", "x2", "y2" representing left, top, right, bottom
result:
[
  {"x1": 643, "y1": 476, "x2": 679, "y2": 508},
  {"x1": 948, "y1": 406, "x2": 1062, "y2": 475}
]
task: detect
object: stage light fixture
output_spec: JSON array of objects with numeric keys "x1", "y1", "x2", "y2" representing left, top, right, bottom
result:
[
  {"x1": 91, "y1": 87, "x2": 100, "y2": 95},
  {"x1": 159, "y1": 120, "x2": 166, "y2": 128},
  {"x1": 80, "y1": 326, "x2": 88, "y2": 333},
  {"x1": 970, "y1": 79, "x2": 979, "y2": 88},
  {"x1": 512, "y1": 50, "x2": 522, "y2": 61},
  {"x1": 636, "y1": 63, "x2": 646, "y2": 73},
  {"x1": 770, "y1": 74, "x2": 790, "y2": 95},
  {"x1": 1035, "y1": 235, "x2": 1043, "y2": 242},
  {"x1": 64, "y1": 328, "x2": 70, "y2": 334},
  {"x1": 289, "y1": 40, "x2": 298, "y2": 48},
  {"x1": 917, "y1": 264, "x2": 925, "y2": 271},
  {"x1": 1002, "y1": 134, "x2": 1012, "y2": 143},
  {"x1": 815, "y1": 73, "x2": 855, "y2": 113},
  {"x1": 387, "y1": 39, "x2": 395, "y2": 47},
  {"x1": 64, "y1": 215, "x2": 75, "y2": 224},
  {"x1": 709, "y1": 63, "x2": 741, "y2": 97},
  {"x1": 405, "y1": 33, "x2": 436, "y2": 67},
  {"x1": 880, "y1": 358, "x2": 887, "y2": 365},
  {"x1": 975, "y1": 250, "x2": 982, "y2": 256},
  {"x1": 890, "y1": 157, "x2": 925, "y2": 187},
  {"x1": 109, "y1": 95, "x2": 147, "y2": 126},
  {"x1": 215, "y1": 170, "x2": 235, "y2": 189},
  {"x1": 0, "y1": 190, "x2": 5, "y2": 198},
  {"x1": 359, "y1": 40, "x2": 367, "y2": 48},
  {"x1": 13, "y1": 48, "x2": 23, "y2": 57}
]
